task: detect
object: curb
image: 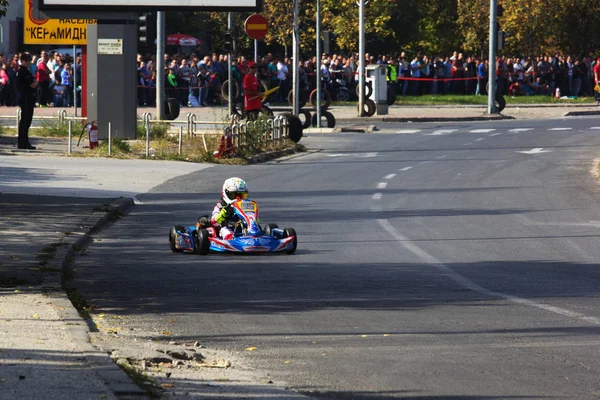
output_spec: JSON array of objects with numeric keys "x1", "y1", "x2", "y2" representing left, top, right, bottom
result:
[
  {"x1": 246, "y1": 144, "x2": 305, "y2": 164},
  {"x1": 41, "y1": 197, "x2": 146, "y2": 398},
  {"x1": 564, "y1": 110, "x2": 600, "y2": 116},
  {"x1": 335, "y1": 114, "x2": 514, "y2": 124}
]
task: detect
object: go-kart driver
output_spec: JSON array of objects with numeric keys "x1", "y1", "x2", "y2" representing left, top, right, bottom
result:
[{"x1": 210, "y1": 177, "x2": 249, "y2": 240}]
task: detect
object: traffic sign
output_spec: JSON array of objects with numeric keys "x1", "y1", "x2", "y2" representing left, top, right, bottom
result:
[
  {"x1": 244, "y1": 14, "x2": 268, "y2": 40},
  {"x1": 24, "y1": 0, "x2": 96, "y2": 45}
]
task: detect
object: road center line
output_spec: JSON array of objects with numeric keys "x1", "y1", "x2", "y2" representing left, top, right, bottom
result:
[
  {"x1": 377, "y1": 182, "x2": 387, "y2": 189},
  {"x1": 384, "y1": 174, "x2": 396, "y2": 180},
  {"x1": 470, "y1": 129, "x2": 495, "y2": 133},
  {"x1": 490, "y1": 132, "x2": 503, "y2": 137},
  {"x1": 372, "y1": 193, "x2": 382, "y2": 200},
  {"x1": 475, "y1": 138, "x2": 485, "y2": 142},
  {"x1": 377, "y1": 219, "x2": 600, "y2": 325},
  {"x1": 400, "y1": 166, "x2": 413, "y2": 172},
  {"x1": 548, "y1": 127, "x2": 572, "y2": 131}
]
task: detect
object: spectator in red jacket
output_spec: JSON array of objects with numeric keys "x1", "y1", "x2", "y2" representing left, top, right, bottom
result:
[{"x1": 36, "y1": 52, "x2": 52, "y2": 107}]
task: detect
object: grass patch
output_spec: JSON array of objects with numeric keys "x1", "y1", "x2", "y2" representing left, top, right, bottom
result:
[
  {"x1": 38, "y1": 119, "x2": 72, "y2": 137},
  {"x1": 339, "y1": 94, "x2": 596, "y2": 106}
]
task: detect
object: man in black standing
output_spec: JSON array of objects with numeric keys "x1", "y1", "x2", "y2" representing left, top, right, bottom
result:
[{"x1": 16, "y1": 53, "x2": 38, "y2": 150}]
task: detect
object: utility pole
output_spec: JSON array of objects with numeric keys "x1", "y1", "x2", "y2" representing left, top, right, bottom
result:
[
  {"x1": 358, "y1": 0, "x2": 365, "y2": 116},
  {"x1": 228, "y1": 13, "x2": 233, "y2": 117},
  {"x1": 156, "y1": 11, "x2": 165, "y2": 119},
  {"x1": 316, "y1": 0, "x2": 322, "y2": 126},
  {"x1": 292, "y1": 0, "x2": 300, "y2": 115},
  {"x1": 488, "y1": 0, "x2": 498, "y2": 114}
]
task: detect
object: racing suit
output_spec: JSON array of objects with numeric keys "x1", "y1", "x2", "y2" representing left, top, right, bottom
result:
[{"x1": 210, "y1": 200, "x2": 234, "y2": 240}]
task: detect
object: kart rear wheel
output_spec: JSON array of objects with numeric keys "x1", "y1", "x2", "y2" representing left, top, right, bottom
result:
[
  {"x1": 264, "y1": 223, "x2": 279, "y2": 237},
  {"x1": 195, "y1": 228, "x2": 210, "y2": 255},
  {"x1": 169, "y1": 225, "x2": 185, "y2": 253},
  {"x1": 283, "y1": 228, "x2": 297, "y2": 254}
]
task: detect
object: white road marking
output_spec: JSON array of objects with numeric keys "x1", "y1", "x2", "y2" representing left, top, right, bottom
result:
[
  {"x1": 377, "y1": 219, "x2": 600, "y2": 325},
  {"x1": 396, "y1": 129, "x2": 421, "y2": 134},
  {"x1": 436, "y1": 155, "x2": 447, "y2": 159},
  {"x1": 509, "y1": 128, "x2": 534, "y2": 132},
  {"x1": 475, "y1": 138, "x2": 485, "y2": 142},
  {"x1": 490, "y1": 132, "x2": 503, "y2": 136},
  {"x1": 400, "y1": 166, "x2": 413, "y2": 171},
  {"x1": 384, "y1": 174, "x2": 396, "y2": 180},
  {"x1": 372, "y1": 193, "x2": 382, "y2": 200},
  {"x1": 517, "y1": 148, "x2": 552, "y2": 155},
  {"x1": 430, "y1": 129, "x2": 457, "y2": 135},
  {"x1": 357, "y1": 152, "x2": 379, "y2": 158},
  {"x1": 470, "y1": 129, "x2": 496, "y2": 133},
  {"x1": 548, "y1": 127, "x2": 572, "y2": 131},
  {"x1": 464, "y1": 142, "x2": 473, "y2": 146},
  {"x1": 377, "y1": 182, "x2": 387, "y2": 189},
  {"x1": 590, "y1": 127, "x2": 600, "y2": 130}
]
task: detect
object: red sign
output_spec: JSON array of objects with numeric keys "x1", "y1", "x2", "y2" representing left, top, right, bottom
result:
[{"x1": 244, "y1": 14, "x2": 268, "y2": 40}]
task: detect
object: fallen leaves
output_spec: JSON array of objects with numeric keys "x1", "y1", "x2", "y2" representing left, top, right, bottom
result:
[{"x1": 246, "y1": 347, "x2": 257, "y2": 351}]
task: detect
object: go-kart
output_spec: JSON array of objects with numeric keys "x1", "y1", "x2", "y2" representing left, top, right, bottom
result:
[{"x1": 168, "y1": 199, "x2": 297, "y2": 255}]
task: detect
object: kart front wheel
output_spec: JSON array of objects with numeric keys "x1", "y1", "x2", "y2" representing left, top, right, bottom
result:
[
  {"x1": 195, "y1": 228, "x2": 210, "y2": 255},
  {"x1": 169, "y1": 225, "x2": 185, "y2": 253},
  {"x1": 283, "y1": 228, "x2": 297, "y2": 255},
  {"x1": 264, "y1": 223, "x2": 279, "y2": 237}
]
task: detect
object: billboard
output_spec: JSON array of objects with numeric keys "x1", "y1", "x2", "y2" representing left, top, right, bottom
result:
[
  {"x1": 40, "y1": 0, "x2": 262, "y2": 12},
  {"x1": 25, "y1": 0, "x2": 96, "y2": 45}
]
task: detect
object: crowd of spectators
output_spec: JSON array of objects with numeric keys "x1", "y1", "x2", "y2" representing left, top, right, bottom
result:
[
  {"x1": 1, "y1": 48, "x2": 596, "y2": 109},
  {"x1": 0, "y1": 50, "x2": 81, "y2": 108},
  {"x1": 137, "y1": 50, "x2": 600, "y2": 108}
]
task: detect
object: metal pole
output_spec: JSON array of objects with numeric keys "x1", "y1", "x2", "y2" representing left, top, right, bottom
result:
[
  {"x1": 358, "y1": 0, "x2": 365, "y2": 117},
  {"x1": 73, "y1": 45, "x2": 77, "y2": 117},
  {"x1": 178, "y1": 126, "x2": 183, "y2": 155},
  {"x1": 292, "y1": 0, "x2": 299, "y2": 115},
  {"x1": 145, "y1": 119, "x2": 150, "y2": 157},
  {"x1": 254, "y1": 39, "x2": 258, "y2": 63},
  {"x1": 488, "y1": 0, "x2": 498, "y2": 114},
  {"x1": 108, "y1": 122, "x2": 112, "y2": 156},
  {"x1": 156, "y1": 11, "x2": 166, "y2": 120},
  {"x1": 228, "y1": 13, "x2": 233, "y2": 118},
  {"x1": 68, "y1": 120, "x2": 72, "y2": 154},
  {"x1": 316, "y1": 0, "x2": 322, "y2": 127}
]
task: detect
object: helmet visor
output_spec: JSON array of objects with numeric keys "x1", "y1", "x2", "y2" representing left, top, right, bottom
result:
[{"x1": 226, "y1": 190, "x2": 248, "y2": 201}]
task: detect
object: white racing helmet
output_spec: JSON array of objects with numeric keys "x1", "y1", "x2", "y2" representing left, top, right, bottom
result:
[{"x1": 222, "y1": 177, "x2": 249, "y2": 205}]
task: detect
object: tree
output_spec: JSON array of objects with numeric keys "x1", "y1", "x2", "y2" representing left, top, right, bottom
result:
[
  {"x1": 0, "y1": 0, "x2": 9, "y2": 18},
  {"x1": 457, "y1": 0, "x2": 489, "y2": 59}
]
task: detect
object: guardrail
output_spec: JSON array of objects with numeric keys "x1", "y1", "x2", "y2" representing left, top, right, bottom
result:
[{"x1": 224, "y1": 114, "x2": 299, "y2": 153}]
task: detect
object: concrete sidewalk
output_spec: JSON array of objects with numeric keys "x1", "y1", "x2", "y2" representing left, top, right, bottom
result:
[{"x1": 1, "y1": 102, "x2": 599, "y2": 399}]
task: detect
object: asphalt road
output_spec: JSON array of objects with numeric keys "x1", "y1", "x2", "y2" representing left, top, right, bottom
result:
[{"x1": 72, "y1": 116, "x2": 600, "y2": 399}]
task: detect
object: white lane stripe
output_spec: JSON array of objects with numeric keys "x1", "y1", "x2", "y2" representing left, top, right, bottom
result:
[
  {"x1": 490, "y1": 132, "x2": 503, "y2": 136},
  {"x1": 548, "y1": 127, "x2": 572, "y2": 131},
  {"x1": 377, "y1": 182, "x2": 387, "y2": 189},
  {"x1": 372, "y1": 193, "x2": 382, "y2": 200},
  {"x1": 430, "y1": 129, "x2": 458, "y2": 135},
  {"x1": 377, "y1": 219, "x2": 600, "y2": 325},
  {"x1": 590, "y1": 127, "x2": 600, "y2": 130},
  {"x1": 475, "y1": 138, "x2": 485, "y2": 142},
  {"x1": 509, "y1": 128, "x2": 534, "y2": 132},
  {"x1": 384, "y1": 174, "x2": 396, "y2": 180},
  {"x1": 400, "y1": 166, "x2": 413, "y2": 171},
  {"x1": 396, "y1": 129, "x2": 421, "y2": 134},
  {"x1": 464, "y1": 142, "x2": 473, "y2": 146},
  {"x1": 470, "y1": 129, "x2": 495, "y2": 133}
]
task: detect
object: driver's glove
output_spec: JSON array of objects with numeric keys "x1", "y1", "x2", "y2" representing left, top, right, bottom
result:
[{"x1": 215, "y1": 206, "x2": 230, "y2": 224}]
